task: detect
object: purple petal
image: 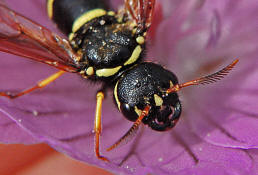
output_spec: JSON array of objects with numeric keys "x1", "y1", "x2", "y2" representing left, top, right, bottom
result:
[
  {"x1": 248, "y1": 149, "x2": 258, "y2": 175},
  {"x1": 150, "y1": 0, "x2": 258, "y2": 149},
  {"x1": 164, "y1": 124, "x2": 253, "y2": 175},
  {"x1": 0, "y1": 110, "x2": 37, "y2": 144},
  {"x1": 0, "y1": 0, "x2": 258, "y2": 174}
]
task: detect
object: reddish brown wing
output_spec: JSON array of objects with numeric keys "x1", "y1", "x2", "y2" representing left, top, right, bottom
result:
[
  {"x1": 0, "y1": 5, "x2": 81, "y2": 72},
  {"x1": 124, "y1": 0, "x2": 156, "y2": 32}
]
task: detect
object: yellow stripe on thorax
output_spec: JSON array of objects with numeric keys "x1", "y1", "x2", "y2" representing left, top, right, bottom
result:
[
  {"x1": 96, "y1": 66, "x2": 122, "y2": 77},
  {"x1": 72, "y1": 9, "x2": 107, "y2": 33},
  {"x1": 124, "y1": 45, "x2": 142, "y2": 66}
]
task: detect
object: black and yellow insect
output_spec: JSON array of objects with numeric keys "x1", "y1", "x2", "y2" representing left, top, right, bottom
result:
[
  {"x1": 0, "y1": 0, "x2": 238, "y2": 161},
  {"x1": 48, "y1": 0, "x2": 146, "y2": 81}
]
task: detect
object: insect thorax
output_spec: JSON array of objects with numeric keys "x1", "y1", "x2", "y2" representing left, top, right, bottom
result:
[{"x1": 70, "y1": 15, "x2": 145, "y2": 81}]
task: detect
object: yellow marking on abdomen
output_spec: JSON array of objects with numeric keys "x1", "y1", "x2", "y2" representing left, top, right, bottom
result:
[
  {"x1": 72, "y1": 9, "x2": 107, "y2": 33},
  {"x1": 124, "y1": 45, "x2": 142, "y2": 66},
  {"x1": 96, "y1": 66, "x2": 122, "y2": 77},
  {"x1": 47, "y1": 0, "x2": 55, "y2": 19}
]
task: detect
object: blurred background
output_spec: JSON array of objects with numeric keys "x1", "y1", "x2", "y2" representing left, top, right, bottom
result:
[{"x1": 0, "y1": 144, "x2": 113, "y2": 175}]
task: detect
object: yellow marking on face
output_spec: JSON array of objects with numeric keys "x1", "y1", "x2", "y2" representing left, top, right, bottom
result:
[
  {"x1": 68, "y1": 33, "x2": 74, "y2": 41},
  {"x1": 114, "y1": 82, "x2": 121, "y2": 110},
  {"x1": 136, "y1": 36, "x2": 145, "y2": 45},
  {"x1": 96, "y1": 66, "x2": 122, "y2": 77},
  {"x1": 107, "y1": 11, "x2": 115, "y2": 16},
  {"x1": 86, "y1": 67, "x2": 94, "y2": 76},
  {"x1": 154, "y1": 94, "x2": 163, "y2": 106},
  {"x1": 170, "y1": 81, "x2": 174, "y2": 88},
  {"x1": 72, "y1": 9, "x2": 107, "y2": 33},
  {"x1": 134, "y1": 106, "x2": 142, "y2": 116},
  {"x1": 47, "y1": 0, "x2": 54, "y2": 19},
  {"x1": 124, "y1": 45, "x2": 142, "y2": 66}
]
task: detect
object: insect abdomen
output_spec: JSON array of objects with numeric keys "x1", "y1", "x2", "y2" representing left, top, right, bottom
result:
[{"x1": 47, "y1": 0, "x2": 109, "y2": 35}]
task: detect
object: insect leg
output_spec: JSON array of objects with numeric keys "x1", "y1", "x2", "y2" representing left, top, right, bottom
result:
[
  {"x1": 0, "y1": 70, "x2": 65, "y2": 99},
  {"x1": 106, "y1": 105, "x2": 150, "y2": 152},
  {"x1": 94, "y1": 91, "x2": 109, "y2": 162}
]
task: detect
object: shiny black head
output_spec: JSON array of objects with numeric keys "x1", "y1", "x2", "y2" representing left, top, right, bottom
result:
[{"x1": 114, "y1": 62, "x2": 182, "y2": 131}]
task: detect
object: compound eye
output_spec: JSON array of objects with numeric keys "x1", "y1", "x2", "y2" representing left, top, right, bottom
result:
[
  {"x1": 120, "y1": 103, "x2": 139, "y2": 122},
  {"x1": 149, "y1": 101, "x2": 181, "y2": 131}
]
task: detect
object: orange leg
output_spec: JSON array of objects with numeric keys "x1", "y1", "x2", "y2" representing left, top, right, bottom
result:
[
  {"x1": 0, "y1": 70, "x2": 65, "y2": 99},
  {"x1": 94, "y1": 91, "x2": 109, "y2": 162}
]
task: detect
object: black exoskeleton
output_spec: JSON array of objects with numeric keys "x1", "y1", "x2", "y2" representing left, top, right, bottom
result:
[{"x1": 115, "y1": 62, "x2": 182, "y2": 131}]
